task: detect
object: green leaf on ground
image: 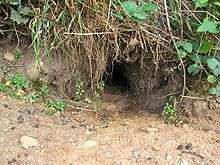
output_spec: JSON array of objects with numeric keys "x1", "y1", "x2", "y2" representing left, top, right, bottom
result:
[
  {"x1": 197, "y1": 18, "x2": 219, "y2": 33},
  {"x1": 195, "y1": 0, "x2": 208, "y2": 8},
  {"x1": 207, "y1": 75, "x2": 217, "y2": 84},
  {"x1": 187, "y1": 63, "x2": 200, "y2": 75}
]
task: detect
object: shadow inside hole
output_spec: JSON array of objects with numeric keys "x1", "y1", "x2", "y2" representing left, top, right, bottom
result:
[{"x1": 103, "y1": 62, "x2": 130, "y2": 94}]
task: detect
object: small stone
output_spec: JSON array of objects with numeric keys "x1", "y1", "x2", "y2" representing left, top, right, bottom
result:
[
  {"x1": 78, "y1": 140, "x2": 97, "y2": 149},
  {"x1": 32, "y1": 118, "x2": 40, "y2": 128},
  {"x1": 185, "y1": 143, "x2": 192, "y2": 150},
  {"x1": 106, "y1": 103, "x2": 118, "y2": 111},
  {"x1": 177, "y1": 144, "x2": 184, "y2": 151},
  {"x1": 17, "y1": 115, "x2": 24, "y2": 124},
  {"x1": 131, "y1": 149, "x2": 141, "y2": 159},
  {"x1": 177, "y1": 158, "x2": 189, "y2": 165},
  {"x1": 10, "y1": 126, "x2": 16, "y2": 130},
  {"x1": 26, "y1": 107, "x2": 36, "y2": 114},
  {"x1": 60, "y1": 115, "x2": 71, "y2": 125},
  {"x1": 7, "y1": 157, "x2": 16, "y2": 164},
  {"x1": 71, "y1": 125, "x2": 77, "y2": 129},
  {"x1": 19, "y1": 136, "x2": 39, "y2": 149},
  {"x1": 146, "y1": 127, "x2": 158, "y2": 134},
  {"x1": 4, "y1": 52, "x2": 15, "y2": 62}
]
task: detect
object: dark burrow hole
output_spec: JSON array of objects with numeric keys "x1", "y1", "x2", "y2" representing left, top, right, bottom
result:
[{"x1": 103, "y1": 62, "x2": 130, "y2": 94}]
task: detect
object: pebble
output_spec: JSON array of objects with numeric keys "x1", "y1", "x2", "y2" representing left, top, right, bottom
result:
[
  {"x1": 3, "y1": 52, "x2": 15, "y2": 62},
  {"x1": 17, "y1": 115, "x2": 24, "y2": 124},
  {"x1": 7, "y1": 157, "x2": 16, "y2": 164},
  {"x1": 78, "y1": 140, "x2": 97, "y2": 149},
  {"x1": 32, "y1": 118, "x2": 40, "y2": 128},
  {"x1": 177, "y1": 158, "x2": 189, "y2": 165},
  {"x1": 20, "y1": 136, "x2": 39, "y2": 149},
  {"x1": 131, "y1": 149, "x2": 141, "y2": 159},
  {"x1": 185, "y1": 143, "x2": 193, "y2": 150},
  {"x1": 26, "y1": 107, "x2": 36, "y2": 114},
  {"x1": 106, "y1": 104, "x2": 118, "y2": 111}
]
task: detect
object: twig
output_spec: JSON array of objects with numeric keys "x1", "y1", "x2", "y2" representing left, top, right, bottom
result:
[
  {"x1": 182, "y1": 95, "x2": 207, "y2": 100},
  {"x1": 63, "y1": 32, "x2": 114, "y2": 35},
  {"x1": 163, "y1": 0, "x2": 186, "y2": 101}
]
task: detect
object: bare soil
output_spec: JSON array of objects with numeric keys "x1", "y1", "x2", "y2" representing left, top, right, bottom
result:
[
  {"x1": 0, "y1": 91, "x2": 220, "y2": 165},
  {"x1": 0, "y1": 38, "x2": 220, "y2": 165}
]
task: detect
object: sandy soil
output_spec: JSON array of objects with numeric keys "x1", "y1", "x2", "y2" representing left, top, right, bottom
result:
[{"x1": 0, "y1": 91, "x2": 220, "y2": 165}]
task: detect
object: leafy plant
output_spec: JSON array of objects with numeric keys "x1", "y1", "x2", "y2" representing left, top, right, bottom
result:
[
  {"x1": 0, "y1": 83, "x2": 7, "y2": 92},
  {"x1": 73, "y1": 73, "x2": 86, "y2": 101},
  {"x1": 197, "y1": 17, "x2": 219, "y2": 33},
  {"x1": 47, "y1": 99, "x2": 67, "y2": 112},
  {"x1": 10, "y1": 74, "x2": 29, "y2": 89},
  {"x1": 163, "y1": 96, "x2": 178, "y2": 124},
  {"x1": 113, "y1": 0, "x2": 158, "y2": 21},
  {"x1": 13, "y1": 49, "x2": 23, "y2": 60}
]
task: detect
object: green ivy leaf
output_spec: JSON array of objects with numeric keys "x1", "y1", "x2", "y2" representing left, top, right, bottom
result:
[
  {"x1": 209, "y1": 84, "x2": 220, "y2": 96},
  {"x1": 195, "y1": 0, "x2": 208, "y2": 8},
  {"x1": 214, "y1": 2, "x2": 220, "y2": 7},
  {"x1": 132, "y1": 12, "x2": 147, "y2": 20},
  {"x1": 207, "y1": 58, "x2": 219, "y2": 70},
  {"x1": 121, "y1": 1, "x2": 139, "y2": 16},
  {"x1": 142, "y1": 2, "x2": 159, "y2": 12},
  {"x1": 199, "y1": 40, "x2": 213, "y2": 54},
  {"x1": 183, "y1": 42, "x2": 193, "y2": 53},
  {"x1": 191, "y1": 54, "x2": 202, "y2": 63},
  {"x1": 7, "y1": 0, "x2": 21, "y2": 5},
  {"x1": 18, "y1": 6, "x2": 33, "y2": 16},
  {"x1": 197, "y1": 18, "x2": 219, "y2": 33},
  {"x1": 10, "y1": 9, "x2": 29, "y2": 24},
  {"x1": 177, "y1": 49, "x2": 187, "y2": 59},
  {"x1": 187, "y1": 63, "x2": 200, "y2": 75},
  {"x1": 208, "y1": 87, "x2": 217, "y2": 95},
  {"x1": 176, "y1": 41, "x2": 193, "y2": 53},
  {"x1": 207, "y1": 75, "x2": 217, "y2": 84}
]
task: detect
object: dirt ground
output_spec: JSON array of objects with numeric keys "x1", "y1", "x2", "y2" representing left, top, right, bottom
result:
[
  {"x1": 0, "y1": 90, "x2": 220, "y2": 165},
  {"x1": 0, "y1": 38, "x2": 220, "y2": 165}
]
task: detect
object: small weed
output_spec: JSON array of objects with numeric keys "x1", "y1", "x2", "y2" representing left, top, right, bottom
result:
[
  {"x1": 13, "y1": 49, "x2": 23, "y2": 60},
  {"x1": 0, "y1": 83, "x2": 7, "y2": 92},
  {"x1": 38, "y1": 83, "x2": 49, "y2": 98},
  {"x1": 47, "y1": 99, "x2": 67, "y2": 112},
  {"x1": 73, "y1": 73, "x2": 86, "y2": 101},
  {"x1": 163, "y1": 96, "x2": 178, "y2": 124},
  {"x1": 25, "y1": 92, "x2": 40, "y2": 103},
  {"x1": 10, "y1": 74, "x2": 29, "y2": 89}
]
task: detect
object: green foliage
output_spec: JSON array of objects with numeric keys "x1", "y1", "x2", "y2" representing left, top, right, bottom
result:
[
  {"x1": 73, "y1": 73, "x2": 86, "y2": 101},
  {"x1": 197, "y1": 18, "x2": 219, "y2": 33},
  {"x1": 208, "y1": 84, "x2": 220, "y2": 96},
  {"x1": 187, "y1": 63, "x2": 201, "y2": 76},
  {"x1": 113, "y1": 0, "x2": 158, "y2": 21},
  {"x1": 207, "y1": 75, "x2": 217, "y2": 84},
  {"x1": 163, "y1": 96, "x2": 178, "y2": 124},
  {"x1": 0, "y1": 83, "x2": 7, "y2": 92},
  {"x1": 195, "y1": 0, "x2": 209, "y2": 8},
  {"x1": 13, "y1": 49, "x2": 23, "y2": 60},
  {"x1": 176, "y1": 40, "x2": 193, "y2": 58},
  {"x1": 10, "y1": 74, "x2": 29, "y2": 89},
  {"x1": 0, "y1": 0, "x2": 33, "y2": 24},
  {"x1": 47, "y1": 99, "x2": 67, "y2": 112}
]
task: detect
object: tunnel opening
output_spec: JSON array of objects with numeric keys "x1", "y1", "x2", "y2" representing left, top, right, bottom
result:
[{"x1": 103, "y1": 62, "x2": 130, "y2": 94}]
